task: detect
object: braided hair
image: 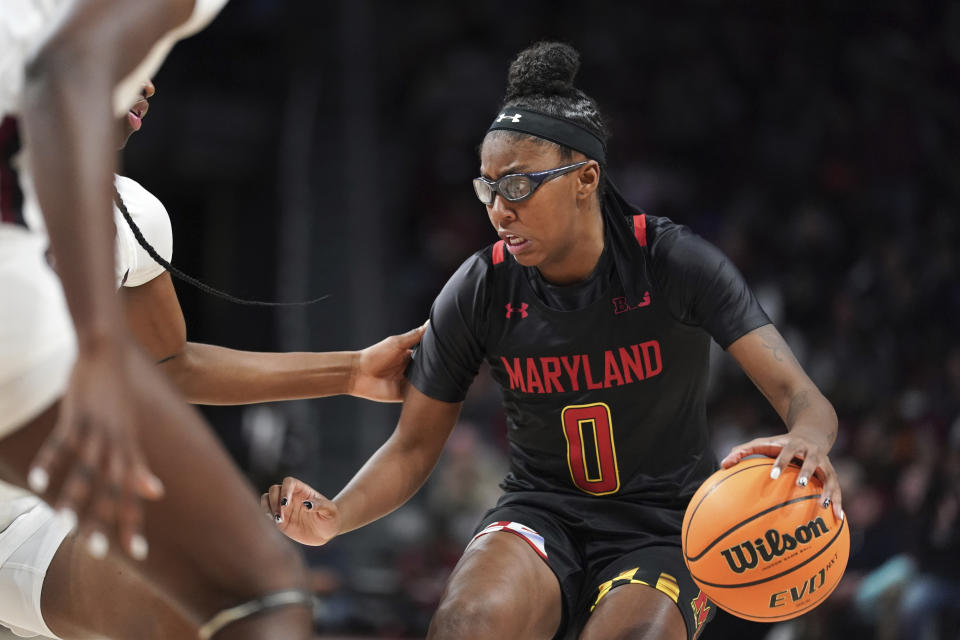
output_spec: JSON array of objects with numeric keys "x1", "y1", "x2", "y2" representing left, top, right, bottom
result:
[
  {"x1": 114, "y1": 187, "x2": 327, "y2": 307},
  {"x1": 493, "y1": 41, "x2": 610, "y2": 162}
]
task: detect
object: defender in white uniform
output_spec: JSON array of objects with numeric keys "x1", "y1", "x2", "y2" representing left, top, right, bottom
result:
[
  {"x1": 1, "y1": 5, "x2": 427, "y2": 636},
  {"x1": 0, "y1": 171, "x2": 173, "y2": 638},
  {"x1": 0, "y1": 1, "x2": 222, "y2": 438},
  {"x1": 0, "y1": 1, "x2": 321, "y2": 638}
]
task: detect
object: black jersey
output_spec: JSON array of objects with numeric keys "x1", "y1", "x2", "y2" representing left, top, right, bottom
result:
[{"x1": 408, "y1": 214, "x2": 770, "y2": 508}]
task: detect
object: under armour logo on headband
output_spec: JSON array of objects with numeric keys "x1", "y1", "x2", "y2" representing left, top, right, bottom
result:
[{"x1": 487, "y1": 108, "x2": 606, "y2": 163}]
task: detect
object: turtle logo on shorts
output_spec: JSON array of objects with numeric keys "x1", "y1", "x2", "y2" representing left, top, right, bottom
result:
[{"x1": 690, "y1": 591, "x2": 711, "y2": 639}]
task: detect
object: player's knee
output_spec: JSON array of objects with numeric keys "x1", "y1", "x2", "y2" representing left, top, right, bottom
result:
[
  {"x1": 249, "y1": 538, "x2": 309, "y2": 593},
  {"x1": 204, "y1": 538, "x2": 309, "y2": 614},
  {"x1": 429, "y1": 589, "x2": 516, "y2": 639},
  {"x1": 582, "y1": 618, "x2": 685, "y2": 640},
  {"x1": 428, "y1": 598, "x2": 484, "y2": 639}
]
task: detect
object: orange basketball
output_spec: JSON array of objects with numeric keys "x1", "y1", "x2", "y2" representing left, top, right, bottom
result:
[{"x1": 681, "y1": 459, "x2": 849, "y2": 622}]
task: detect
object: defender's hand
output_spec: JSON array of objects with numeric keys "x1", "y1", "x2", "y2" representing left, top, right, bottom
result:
[
  {"x1": 261, "y1": 476, "x2": 341, "y2": 546},
  {"x1": 349, "y1": 321, "x2": 428, "y2": 402},
  {"x1": 28, "y1": 339, "x2": 164, "y2": 561},
  {"x1": 721, "y1": 430, "x2": 843, "y2": 521}
]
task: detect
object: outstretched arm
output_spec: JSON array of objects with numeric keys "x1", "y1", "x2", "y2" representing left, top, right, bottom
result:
[
  {"x1": 120, "y1": 272, "x2": 426, "y2": 404},
  {"x1": 262, "y1": 385, "x2": 462, "y2": 546},
  {"x1": 722, "y1": 324, "x2": 842, "y2": 519}
]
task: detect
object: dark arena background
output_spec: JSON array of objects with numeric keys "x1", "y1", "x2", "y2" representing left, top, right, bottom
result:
[{"x1": 96, "y1": 2, "x2": 960, "y2": 638}]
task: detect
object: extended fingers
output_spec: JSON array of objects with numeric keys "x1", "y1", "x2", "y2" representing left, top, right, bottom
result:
[
  {"x1": 82, "y1": 449, "x2": 121, "y2": 560},
  {"x1": 397, "y1": 321, "x2": 428, "y2": 349},
  {"x1": 28, "y1": 414, "x2": 77, "y2": 495},
  {"x1": 259, "y1": 488, "x2": 277, "y2": 520},
  {"x1": 56, "y1": 429, "x2": 102, "y2": 524},
  {"x1": 796, "y1": 449, "x2": 828, "y2": 488},
  {"x1": 771, "y1": 439, "x2": 809, "y2": 481},
  {"x1": 103, "y1": 433, "x2": 156, "y2": 560},
  {"x1": 111, "y1": 452, "x2": 148, "y2": 560},
  {"x1": 279, "y1": 477, "x2": 305, "y2": 522},
  {"x1": 720, "y1": 438, "x2": 785, "y2": 468},
  {"x1": 268, "y1": 484, "x2": 283, "y2": 522},
  {"x1": 129, "y1": 446, "x2": 164, "y2": 501},
  {"x1": 814, "y1": 457, "x2": 843, "y2": 520}
]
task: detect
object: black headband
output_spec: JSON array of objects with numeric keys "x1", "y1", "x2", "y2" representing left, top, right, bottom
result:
[{"x1": 487, "y1": 108, "x2": 606, "y2": 164}]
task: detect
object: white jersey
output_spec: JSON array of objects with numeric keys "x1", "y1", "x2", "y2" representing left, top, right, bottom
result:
[
  {"x1": 1, "y1": 0, "x2": 228, "y2": 234},
  {"x1": 114, "y1": 175, "x2": 172, "y2": 288},
  {"x1": 1, "y1": 0, "x2": 228, "y2": 117},
  {"x1": 0, "y1": 5, "x2": 218, "y2": 636},
  {"x1": 0, "y1": 179, "x2": 170, "y2": 637},
  {"x1": 0, "y1": 0, "x2": 224, "y2": 438},
  {"x1": 0, "y1": 174, "x2": 172, "y2": 438}
]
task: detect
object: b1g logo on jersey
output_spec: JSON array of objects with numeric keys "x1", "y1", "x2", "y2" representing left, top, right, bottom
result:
[
  {"x1": 612, "y1": 292, "x2": 651, "y2": 314},
  {"x1": 721, "y1": 517, "x2": 830, "y2": 574}
]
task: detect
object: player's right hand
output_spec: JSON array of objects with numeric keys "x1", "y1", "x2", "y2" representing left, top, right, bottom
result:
[
  {"x1": 27, "y1": 338, "x2": 165, "y2": 561},
  {"x1": 261, "y1": 476, "x2": 341, "y2": 546}
]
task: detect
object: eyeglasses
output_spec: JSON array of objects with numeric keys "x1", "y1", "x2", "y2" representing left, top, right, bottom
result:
[{"x1": 472, "y1": 161, "x2": 588, "y2": 205}]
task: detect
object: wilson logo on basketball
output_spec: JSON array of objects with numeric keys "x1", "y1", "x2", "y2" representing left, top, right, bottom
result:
[{"x1": 720, "y1": 517, "x2": 829, "y2": 574}]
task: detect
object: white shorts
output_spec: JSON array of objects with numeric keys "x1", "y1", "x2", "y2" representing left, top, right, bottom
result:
[
  {"x1": 0, "y1": 225, "x2": 76, "y2": 438},
  {"x1": 0, "y1": 490, "x2": 69, "y2": 639}
]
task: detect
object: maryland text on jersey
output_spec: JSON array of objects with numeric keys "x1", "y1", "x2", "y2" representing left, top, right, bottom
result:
[{"x1": 498, "y1": 340, "x2": 663, "y2": 394}]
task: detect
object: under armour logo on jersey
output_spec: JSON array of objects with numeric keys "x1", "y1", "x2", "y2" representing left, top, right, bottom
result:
[
  {"x1": 496, "y1": 112, "x2": 523, "y2": 123},
  {"x1": 505, "y1": 302, "x2": 529, "y2": 319}
]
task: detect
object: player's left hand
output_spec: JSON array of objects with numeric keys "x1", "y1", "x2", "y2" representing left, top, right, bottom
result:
[
  {"x1": 261, "y1": 476, "x2": 340, "y2": 546},
  {"x1": 349, "y1": 321, "x2": 428, "y2": 402},
  {"x1": 720, "y1": 428, "x2": 843, "y2": 521}
]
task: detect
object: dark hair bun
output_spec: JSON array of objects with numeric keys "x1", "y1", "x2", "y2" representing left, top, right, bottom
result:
[{"x1": 505, "y1": 41, "x2": 581, "y2": 101}]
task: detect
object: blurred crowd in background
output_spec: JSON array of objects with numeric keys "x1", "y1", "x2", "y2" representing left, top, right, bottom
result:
[{"x1": 120, "y1": 2, "x2": 958, "y2": 638}]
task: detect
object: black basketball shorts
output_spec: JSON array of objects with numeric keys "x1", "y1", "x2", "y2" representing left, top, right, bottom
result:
[{"x1": 471, "y1": 490, "x2": 716, "y2": 639}]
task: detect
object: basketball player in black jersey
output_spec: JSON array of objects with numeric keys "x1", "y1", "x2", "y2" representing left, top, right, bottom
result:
[{"x1": 263, "y1": 42, "x2": 844, "y2": 640}]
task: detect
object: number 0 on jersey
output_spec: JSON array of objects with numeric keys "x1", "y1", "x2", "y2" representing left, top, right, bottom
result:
[{"x1": 561, "y1": 402, "x2": 621, "y2": 495}]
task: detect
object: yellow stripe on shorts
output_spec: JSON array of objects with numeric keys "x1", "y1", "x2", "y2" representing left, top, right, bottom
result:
[
  {"x1": 655, "y1": 572, "x2": 680, "y2": 603},
  {"x1": 590, "y1": 567, "x2": 649, "y2": 612}
]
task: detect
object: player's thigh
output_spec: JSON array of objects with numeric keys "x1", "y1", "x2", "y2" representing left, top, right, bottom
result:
[
  {"x1": 430, "y1": 531, "x2": 562, "y2": 640},
  {"x1": 0, "y1": 371, "x2": 308, "y2": 622},
  {"x1": 579, "y1": 582, "x2": 686, "y2": 640},
  {"x1": 0, "y1": 495, "x2": 190, "y2": 640},
  {"x1": 579, "y1": 544, "x2": 712, "y2": 640},
  {"x1": 42, "y1": 528, "x2": 196, "y2": 639},
  {"x1": 106, "y1": 368, "x2": 310, "y2": 617}
]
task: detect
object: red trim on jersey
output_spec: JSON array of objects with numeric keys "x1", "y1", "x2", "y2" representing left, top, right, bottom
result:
[
  {"x1": 492, "y1": 240, "x2": 506, "y2": 264},
  {"x1": 632, "y1": 214, "x2": 647, "y2": 247}
]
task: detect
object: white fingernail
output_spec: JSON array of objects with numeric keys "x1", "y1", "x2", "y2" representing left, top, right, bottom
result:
[
  {"x1": 149, "y1": 474, "x2": 165, "y2": 494},
  {"x1": 275, "y1": 513, "x2": 282, "y2": 523},
  {"x1": 798, "y1": 476, "x2": 808, "y2": 487},
  {"x1": 56, "y1": 508, "x2": 77, "y2": 533},
  {"x1": 770, "y1": 467, "x2": 781, "y2": 480},
  {"x1": 87, "y1": 532, "x2": 108, "y2": 559},
  {"x1": 130, "y1": 535, "x2": 148, "y2": 561},
  {"x1": 28, "y1": 468, "x2": 49, "y2": 493}
]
